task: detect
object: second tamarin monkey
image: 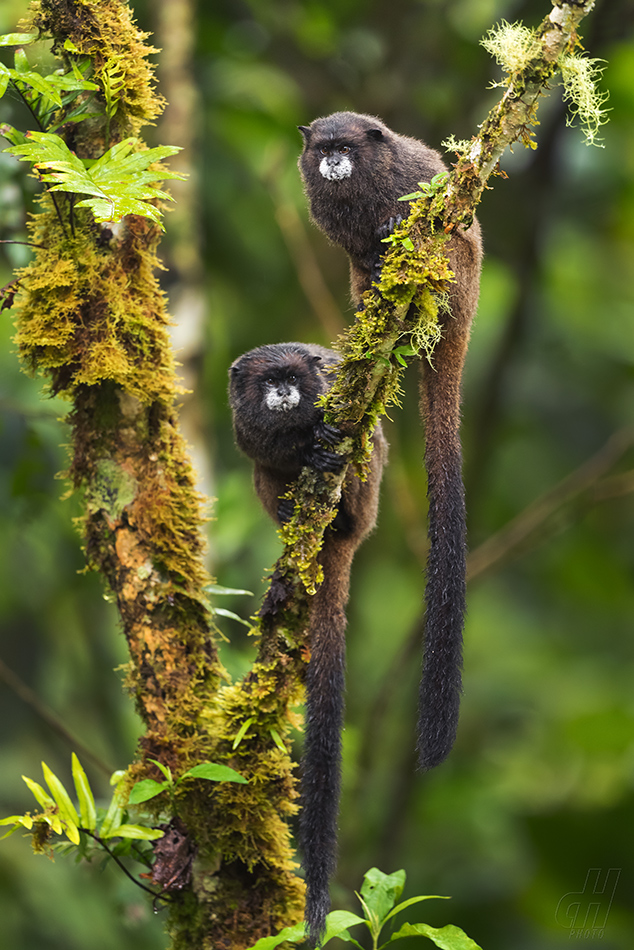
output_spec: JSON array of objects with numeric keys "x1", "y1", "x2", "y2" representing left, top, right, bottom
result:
[
  {"x1": 298, "y1": 112, "x2": 483, "y2": 772},
  {"x1": 229, "y1": 342, "x2": 387, "y2": 945}
]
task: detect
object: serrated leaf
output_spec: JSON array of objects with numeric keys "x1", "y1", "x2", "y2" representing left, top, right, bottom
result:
[
  {"x1": 388, "y1": 923, "x2": 483, "y2": 950},
  {"x1": 71, "y1": 753, "x2": 96, "y2": 832},
  {"x1": 101, "y1": 823, "x2": 164, "y2": 840},
  {"x1": 22, "y1": 775, "x2": 56, "y2": 810},
  {"x1": 180, "y1": 762, "x2": 248, "y2": 784},
  {"x1": 4, "y1": 132, "x2": 184, "y2": 227},
  {"x1": 0, "y1": 33, "x2": 38, "y2": 46},
  {"x1": 42, "y1": 761, "x2": 80, "y2": 828},
  {"x1": 127, "y1": 778, "x2": 169, "y2": 804}
]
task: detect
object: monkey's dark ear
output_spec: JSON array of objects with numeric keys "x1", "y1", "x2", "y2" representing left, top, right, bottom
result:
[
  {"x1": 310, "y1": 355, "x2": 322, "y2": 364},
  {"x1": 298, "y1": 125, "x2": 311, "y2": 140},
  {"x1": 366, "y1": 128, "x2": 384, "y2": 141}
]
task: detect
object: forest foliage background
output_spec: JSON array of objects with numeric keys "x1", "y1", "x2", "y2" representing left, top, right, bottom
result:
[{"x1": 1, "y1": 0, "x2": 634, "y2": 948}]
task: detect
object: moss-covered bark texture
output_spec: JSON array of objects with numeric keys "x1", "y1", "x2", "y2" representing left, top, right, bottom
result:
[{"x1": 12, "y1": 1, "x2": 305, "y2": 947}]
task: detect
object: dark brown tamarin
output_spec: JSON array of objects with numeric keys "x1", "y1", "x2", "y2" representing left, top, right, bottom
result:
[
  {"x1": 298, "y1": 112, "x2": 483, "y2": 773},
  {"x1": 229, "y1": 342, "x2": 387, "y2": 946}
]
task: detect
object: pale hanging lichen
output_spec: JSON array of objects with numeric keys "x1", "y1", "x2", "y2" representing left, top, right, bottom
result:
[
  {"x1": 559, "y1": 52, "x2": 609, "y2": 146},
  {"x1": 481, "y1": 19, "x2": 609, "y2": 147}
]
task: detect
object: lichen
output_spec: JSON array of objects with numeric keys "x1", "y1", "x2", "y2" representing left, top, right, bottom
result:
[
  {"x1": 559, "y1": 51, "x2": 609, "y2": 146},
  {"x1": 481, "y1": 20, "x2": 542, "y2": 81}
]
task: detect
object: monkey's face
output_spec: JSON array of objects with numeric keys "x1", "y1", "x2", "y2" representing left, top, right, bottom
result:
[
  {"x1": 262, "y1": 372, "x2": 301, "y2": 413},
  {"x1": 230, "y1": 345, "x2": 325, "y2": 431},
  {"x1": 298, "y1": 113, "x2": 388, "y2": 189},
  {"x1": 316, "y1": 144, "x2": 353, "y2": 181}
]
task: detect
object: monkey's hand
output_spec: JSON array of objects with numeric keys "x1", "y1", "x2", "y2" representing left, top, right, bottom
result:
[
  {"x1": 308, "y1": 421, "x2": 345, "y2": 473},
  {"x1": 277, "y1": 497, "x2": 296, "y2": 524},
  {"x1": 372, "y1": 215, "x2": 405, "y2": 282}
]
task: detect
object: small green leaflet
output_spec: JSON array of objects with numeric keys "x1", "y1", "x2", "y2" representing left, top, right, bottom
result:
[
  {"x1": 4, "y1": 133, "x2": 185, "y2": 227},
  {"x1": 0, "y1": 33, "x2": 39, "y2": 46},
  {"x1": 71, "y1": 753, "x2": 96, "y2": 832}
]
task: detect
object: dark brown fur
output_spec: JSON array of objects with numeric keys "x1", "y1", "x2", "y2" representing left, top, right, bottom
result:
[
  {"x1": 298, "y1": 112, "x2": 483, "y2": 773},
  {"x1": 229, "y1": 342, "x2": 387, "y2": 945}
]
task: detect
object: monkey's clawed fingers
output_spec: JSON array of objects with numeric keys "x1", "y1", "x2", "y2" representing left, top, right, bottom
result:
[
  {"x1": 277, "y1": 497, "x2": 296, "y2": 523},
  {"x1": 376, "y1": 214, "x2": 404, "y2": 238},
  {"x1": 309, "y1": 444, "x2": 345, "y2": 474}
]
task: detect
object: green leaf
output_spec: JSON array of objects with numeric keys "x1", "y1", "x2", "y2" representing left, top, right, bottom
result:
[
  {"x1": 148, "y1": 759, "x2": 173, "y2": 784},
  {"x1": 127, "y1": 778, "x2": 169, "y2": 804},
  {"x1": 101, "y1": 823, "x2": 164, "y2": 841},
  {"x1": 0, "y1": 63, "x2": 10, "y2": 98},
  {"x1": 246, "y1": 922, "x2": 306, "y2": 950},
  {"x1": 388, "y1": 923, "x2": 483, "y2": 950},
  {"x1": 360, "y1": 868, "x2": 407, "y2": 925},
  {"x1": 0, "y1": 814, "x2": 34, "y2": 829},
  {"x1": 0, "y1": 33, "x2": 39, "y2": 46},
  {"x1": 232, "y1": 717, "x2": 255, "y2": 750},
  {"x1": 4, "y1": 133, "x2": 184, "y2": 227},
  {"x1": 180, "y1": 762, "x2": 248, "y2": 784},
  {"x1": 42, "y1": 761, "x2": 80, "y2": 828},
  {"x1": 213, "y1": 606, "x2": 252, "y2": 627},
  {"x1": 322, "y1": 911, "x2": 367, "y2": 942},
  {"x1": 269, "y1": 729, "x2": 286, "y2": 753},
  {"x1": 0, "y1": 123, "x2": 27, "y2": 146},
  {"x1": 71, "y1": 753, "x2": 97, "y2": 832},
  {"x1": 383, "y1": 895, "x2": 450, "y2": 925},
  {"x1": 205, "y1": 584, "x2": 254, "y2": 596},
  {"x1": 41, "y1": 813, "x2": 63, "y2": 835},
  {"x1": 398, "y1": 190, "x2": 427, "y2": 201},
  {"x1": 99, "y1": 776, "x2": 126, "y2": 838},
  {"x1": 22, "y1": 775, "x2": 56, "y2": 810}
]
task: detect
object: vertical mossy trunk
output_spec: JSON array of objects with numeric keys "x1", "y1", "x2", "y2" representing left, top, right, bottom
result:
[{"x1": 11, "y1": 1, "x2": 305, "y2": 946}]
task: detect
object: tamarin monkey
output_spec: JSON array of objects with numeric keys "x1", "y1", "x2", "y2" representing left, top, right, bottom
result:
[
  {"x1": 298, "y1": 112, "x2": 483, "y2": 772},
  {"x1": 229, "y1": 342, "x2": 387, "y2": 945}
]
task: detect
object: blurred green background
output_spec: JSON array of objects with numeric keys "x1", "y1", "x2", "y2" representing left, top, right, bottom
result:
[{"x1": 1, "y1": 0, "x2": 634, "y2": 947}]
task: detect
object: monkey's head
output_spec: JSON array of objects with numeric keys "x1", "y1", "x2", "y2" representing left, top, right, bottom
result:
[
  {"x1": 298, "y1": 112, "x2": 393, "y2": 190},
  {"x1": 229, "y1": 343, "x2": 332, "y2": 435}
]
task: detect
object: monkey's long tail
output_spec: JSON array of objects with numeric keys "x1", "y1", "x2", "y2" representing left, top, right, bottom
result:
[
  {"x1": 417, "y1": 332, "x2": 467, "y2": 770},
  {"x1": 300, "y1": 543, "x2": 352, "y2": 947}
]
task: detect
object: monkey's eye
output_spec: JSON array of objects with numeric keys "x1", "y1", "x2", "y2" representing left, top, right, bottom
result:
[
  {"x1": 287, "y1": 375, "x2": 297, "y2": 384},
  {"x1": 340, "y1": 145, "x2": 350, "y2": 154},
  {"x1": 320, "y1": 146, "x2": 330, "y2": 155},
  {"x1": 265, "y1": 376, "x2": 275, "y2": 385}
]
